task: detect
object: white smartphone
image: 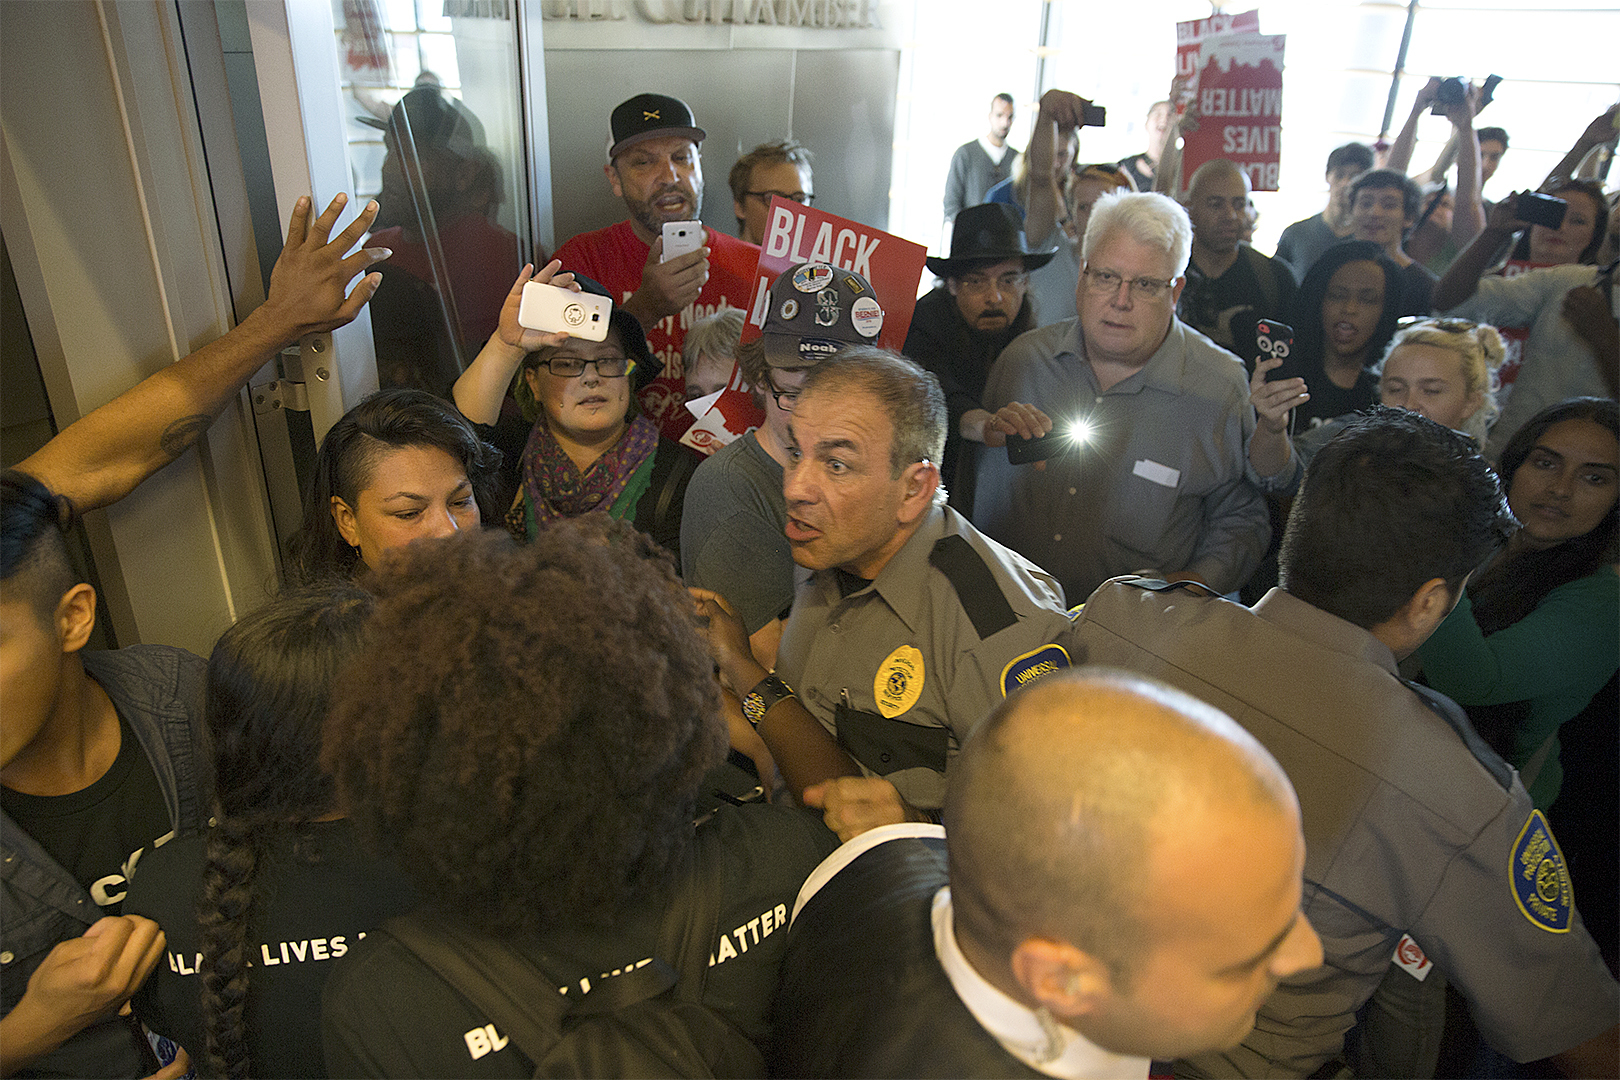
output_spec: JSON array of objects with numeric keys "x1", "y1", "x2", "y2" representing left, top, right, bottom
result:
[
  {"x1": 661, "y1": 220, "x2": 705, "y2": 262},
  {"x1": 517, "y1": 281, "x2": 611, "y2": 341}
]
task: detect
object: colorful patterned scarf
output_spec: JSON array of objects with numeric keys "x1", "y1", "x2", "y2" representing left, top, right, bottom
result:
[{"x1": 520, "y1": 414, "x2": 658, "y2": 530}]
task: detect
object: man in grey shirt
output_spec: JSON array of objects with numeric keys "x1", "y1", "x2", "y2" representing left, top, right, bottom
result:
[
  {"x1": 1273, "y1": 142, "x2": 1372, "y2": 282},
  {"x1": 972, "y1": 190, "x2": 1268, "y2": 604},
  {"x1": 943, "y1": 93, "x2": 1019, "y2": 225}
]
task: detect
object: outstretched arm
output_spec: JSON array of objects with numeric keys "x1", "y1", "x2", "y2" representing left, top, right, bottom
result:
[
  {"x1": 1447, "y1": 83, "x2": 1487, "y2": 247},
  {"x1": 1025, "y1": 90, "x2": 1090, "y2": 244},
  {"x1": 690, "y1": 588, "x2": 862, "y2": 804},
  {"x1": 1433, "y1": 195, "x2": 1528, "y2": 312},
  {"x1": 1387, "y1": 78, "x2": 1441, "y2": 177},
  {"x1": 16, "y1": 195, "x2": 388, "y2": 512},
  {"x1": 1246, "y1": 357, "x2": 1306, "y2": 484},
  {"x1": 1154, "y1": 82, "x2": 1195, "y2": 199},
  {"x1": 1540, "y1": 104, "x2": 1620, "y2": 190}
]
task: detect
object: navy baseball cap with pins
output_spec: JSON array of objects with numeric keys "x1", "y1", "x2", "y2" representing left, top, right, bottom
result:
[
  {"x1": 759, "y1": 262, "x2": 885, "y2": 369},
  {"x1": 608, "y1": 93, "x2": 706, "y2": 160}
]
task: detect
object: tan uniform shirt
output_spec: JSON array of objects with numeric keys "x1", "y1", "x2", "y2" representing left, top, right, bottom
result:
[
  {"x1": 1073, "y1": 580, "x2": 1619, "y2": 1077},
  {"x1": 776, "y1": 505, "x2": 1077, "y2": 810}
]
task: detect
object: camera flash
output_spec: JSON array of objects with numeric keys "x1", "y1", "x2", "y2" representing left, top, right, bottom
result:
[{"x1": 1068, "y1": 419, "x2": 1093, "y2": 444}]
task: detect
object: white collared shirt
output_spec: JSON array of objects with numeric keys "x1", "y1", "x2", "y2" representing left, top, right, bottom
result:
[{"x1": 932, "y1": 887, "x2": 1151, "y2": 1080}]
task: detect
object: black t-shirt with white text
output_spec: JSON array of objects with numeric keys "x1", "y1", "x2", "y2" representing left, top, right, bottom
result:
[
  {"x1": 321, "y1": 803, "x2": 839, "y2": 1078},
  {"x1": 124, "y1": 818, "x2": 419, "y2": 1079},
  {"x1": 1, "y1": 715, "x2": 171, "y2": 915}
]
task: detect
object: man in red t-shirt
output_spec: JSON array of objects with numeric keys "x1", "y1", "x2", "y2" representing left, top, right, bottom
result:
[{"x1": 556, "y1": 93, "x2": 761, "y2": 439}]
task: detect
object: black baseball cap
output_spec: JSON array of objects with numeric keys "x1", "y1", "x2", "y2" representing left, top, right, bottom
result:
[{"x1": 608, "y1": 93, "x2": 706, "y2": 160}]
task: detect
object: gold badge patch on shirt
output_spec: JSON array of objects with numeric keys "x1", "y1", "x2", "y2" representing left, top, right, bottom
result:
[{"x1": 874, "y1": 645, "x2": 925, "y2": 718}]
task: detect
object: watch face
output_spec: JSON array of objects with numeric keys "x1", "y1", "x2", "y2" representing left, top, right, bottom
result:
[{"x1": 743, "y1": 692, "x2": 768, "y2": 726}]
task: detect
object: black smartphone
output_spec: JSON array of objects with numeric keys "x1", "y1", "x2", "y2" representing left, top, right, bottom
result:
[
  {"x1": 1516, "y1": 192, "x2": 1568, "y2": 230},
  {"x1": 1255, "y1": 319, "x2": 1295, "y2": 379},
  {"x1": 1007, "y1": 429, "x2": 1072, "y2": 465},
  {"x1": 1081, "y1": 103, "x2": 1107, "y2": 128}
]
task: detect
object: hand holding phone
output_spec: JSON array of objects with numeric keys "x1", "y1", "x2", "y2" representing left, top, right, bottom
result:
[
  {"x1": 1255, "y1": 320, "x2": 1294, "y2": 380},
  {"x1": 661, "y1": 221, "x2": 705, "y2": 263},
  {"x1": 1515, "y1": 192, "x2": 1568, "y2": 230},
  {"x1": 518, "y1": 281, "x2": 611, "y2": 341}
]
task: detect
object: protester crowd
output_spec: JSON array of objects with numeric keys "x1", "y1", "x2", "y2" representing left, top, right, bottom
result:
[{"x1": 3, "y1": 80, "x2": 1618, "y2": 1080}]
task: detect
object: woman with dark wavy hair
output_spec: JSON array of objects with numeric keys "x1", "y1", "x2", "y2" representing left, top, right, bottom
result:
[
  {"x1": 124, "y1": 586, "x2": 415, "y2": 1078},
  {"x1": 283, "y1": 388, "x2": 501, "y2": 585},
  {"x1": 1416, "y1": 397, "x2": 1619, "y2": 810}
]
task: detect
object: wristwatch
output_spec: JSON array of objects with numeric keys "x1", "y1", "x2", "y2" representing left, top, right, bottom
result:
[{"x1": 742, "y1": 673, "x2": 795, "y2": 728}]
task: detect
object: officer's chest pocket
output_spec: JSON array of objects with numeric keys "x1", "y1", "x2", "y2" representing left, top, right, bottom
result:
[{"x1": 834, "y1": 704, "x2": 950, "y2": 777}]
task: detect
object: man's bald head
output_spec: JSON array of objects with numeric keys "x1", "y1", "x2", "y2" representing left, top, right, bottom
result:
[
  {"x1": 944, "y1": 668, "x2": 1295, "y2": 983},
  {"x1": 1186, "y1": 159, "x2": 1253, "y2": 255}
]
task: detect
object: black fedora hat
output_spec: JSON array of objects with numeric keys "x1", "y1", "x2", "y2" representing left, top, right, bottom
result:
[{"x1": 927, "y1": 203, "x2": 1058, "y2": 278}]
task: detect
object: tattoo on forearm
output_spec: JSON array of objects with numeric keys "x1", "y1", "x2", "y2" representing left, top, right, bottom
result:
[{"x1": 159, "y1": 415, "x2": 212, "y2": 459}]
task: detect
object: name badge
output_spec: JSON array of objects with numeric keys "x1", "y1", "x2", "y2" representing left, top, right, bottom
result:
[{"x1": 1133, "y1": 459, "x2": 1180, "y2": 488}]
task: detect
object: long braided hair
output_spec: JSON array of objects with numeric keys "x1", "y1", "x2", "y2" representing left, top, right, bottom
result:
[{"x1": 196, "y1": 586, "x2": 374, "y2": 1078}]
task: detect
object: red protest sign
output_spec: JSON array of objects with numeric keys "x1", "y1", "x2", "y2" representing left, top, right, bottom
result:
[
  {"x1": 1180, "y1": 33, "x2": 1287, "y2": 191},
  {"x1": 1175, "y1": 9, "x2": 1260, "y2": 109},
  {"x1": 741, "y1": 198, "x2": 927, "y2": 354}
]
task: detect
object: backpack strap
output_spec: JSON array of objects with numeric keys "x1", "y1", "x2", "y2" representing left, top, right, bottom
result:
[
  {"x1": 381, "y1": 912, "x2": 568, "y2": 1067},
  {"x1": 1243, "y1": 244, "x2": 1282, "y2": 317},
  {"x1": 651, "y1": 443, "x2": 699, "y2": 540},
  {"x1": 1118, "y1": 575, "x2": 1224, "y2": 599},
  {"x1": 659, "y1": 833, "x2": 722, "y2": 1005}
]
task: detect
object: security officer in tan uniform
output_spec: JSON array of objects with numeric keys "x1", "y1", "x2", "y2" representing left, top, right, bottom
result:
[
  {"x1": 1070, "y1": 409, "x2": 1620, "y2": 1079},
  {"x1": 694, "y1": 348, "x2": 1075, "y2": 841}
]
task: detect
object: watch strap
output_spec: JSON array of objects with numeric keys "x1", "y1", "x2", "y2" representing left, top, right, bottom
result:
[{"x1": 742, "y1": 673, "x2": 794, "y2": 728}]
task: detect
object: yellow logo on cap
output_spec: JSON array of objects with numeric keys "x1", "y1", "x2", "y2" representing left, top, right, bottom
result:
[
  {"x1": 643, "y1": 109, "x2": 660, "y2": 121},
  {"x1": 874, "y1": 645, "x2": 925, "y2": 719}
]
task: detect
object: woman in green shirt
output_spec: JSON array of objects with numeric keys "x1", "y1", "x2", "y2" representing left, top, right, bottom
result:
[{"x1": 1417, "y1": 397, "x2": 1618, "y2": 809}]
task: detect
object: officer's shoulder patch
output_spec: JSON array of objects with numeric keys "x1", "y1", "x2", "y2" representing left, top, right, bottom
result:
[
  {"x1": 1001, "y1": 644, "x2": 1071, "y2": 698},
  {"x1": 1510, "y1": 810, "x2": 1573, "y2": 933}
]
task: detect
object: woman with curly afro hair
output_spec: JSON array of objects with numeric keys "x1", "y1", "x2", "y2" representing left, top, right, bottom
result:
[{"x1": 320, "y1": 520, "x2": 838, "y2": 1077}]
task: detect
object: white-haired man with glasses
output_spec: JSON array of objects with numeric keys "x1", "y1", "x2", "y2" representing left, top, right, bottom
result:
[{"x1": 971, "y1": 190, "x2": 1269, "y2": 604}]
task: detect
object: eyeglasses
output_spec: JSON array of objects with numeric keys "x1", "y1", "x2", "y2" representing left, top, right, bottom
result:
[
  {"x1": 535, "y1": 355, "x2": 633, "y2": 378},
  {"x1": 1082, "y1": 267, "x2": 1177, "y2": 300},
  {"x1": 766, "y1": 378, "x2": 801, "y2": 411},
  {"x1": 745, "y1": 190, "x2": 814, "y2": 205},
  {"x1": 958, "y1": 271, "x2": 1028, "y2": 292}
]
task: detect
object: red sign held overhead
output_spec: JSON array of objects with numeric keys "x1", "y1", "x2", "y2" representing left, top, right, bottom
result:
[
  {"x1": 1179, "y1": 32, "x2": 1287, "y2": 192},
  {"x1": 741, "y1": 197, "x2": 927, "y2": 354},
  {"x1": 1175, "y1": 9, "x2": 1261, "y2": 108}
]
